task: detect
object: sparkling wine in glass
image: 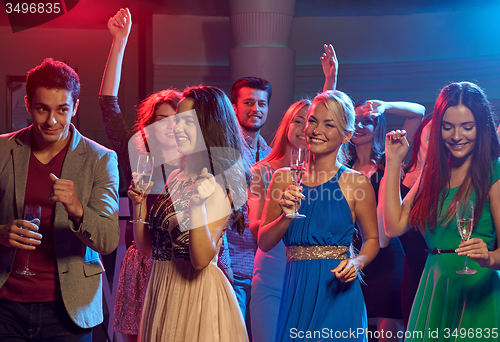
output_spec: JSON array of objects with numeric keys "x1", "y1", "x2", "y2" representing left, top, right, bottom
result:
[
  {"x1": 286, "y1": 148, "x2": 308, "y2": 219},
  {"x1": 456, "y1": 200, "x2": 477, "y2": 275},
  {"x1": 131, "y1": 154, "x2": 154, "y2": 224},
  {"x1": 16, "y1": 204, "x2": 41, "y2": 276}
]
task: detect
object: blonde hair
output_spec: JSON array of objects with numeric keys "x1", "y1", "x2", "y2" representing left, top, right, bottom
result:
[{"x1": 310, "y1": 90, "x2": 355, "y2": 163}]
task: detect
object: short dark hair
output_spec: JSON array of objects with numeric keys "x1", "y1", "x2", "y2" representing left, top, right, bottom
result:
[
  {"x1": 25, "y1": 58, "x2": 80, "y2": 107},
  {"x1": 231, "y1": 77, "x2": 272, "y2": 105}
]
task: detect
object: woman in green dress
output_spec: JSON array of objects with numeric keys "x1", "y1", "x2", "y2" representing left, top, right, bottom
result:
[{"x1": 382, "y1": 82, "x2": 500, "y2": 341}]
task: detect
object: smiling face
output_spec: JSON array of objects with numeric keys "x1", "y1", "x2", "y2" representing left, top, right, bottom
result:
[
  {"x1": 233, "y1": 87, "x2": 269, "y2": 135},
  {"x1": 152, "y1": 103, "x2": 177, "y2": 150},
  {"x1": 350, "y1": 105, "x2": 375, "y2": 147},
  {"x1": 287, "y1": 106, "x2": 308, "y2": 149},
  {"x1": 305, "y1": 102, "x2": 349, "y2": 156},
  {"x1": 27, "y1": 87, "x2": 78, "y2": 149},
  {"x1": 173, "y1": 98, "x2": 205, "y2": 156},
  {"x1": 441, "y1": 105, "x2": 476, "y2": 161}
]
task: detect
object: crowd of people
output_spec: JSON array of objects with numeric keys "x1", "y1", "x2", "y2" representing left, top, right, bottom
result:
[{"x1": 1, "y1": 7, "x2": 500, "y2": 342}]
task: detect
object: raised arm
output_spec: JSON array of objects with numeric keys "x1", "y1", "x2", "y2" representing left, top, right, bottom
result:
[
  {"x1": 99, "y1": 8, "x2": 134, "y2": 185},
  {"x1": 100, "y1": 8, "x2": 132, "y2": 97},
  {"x1": 321, "y1": 44, "x2": 338, "y2": 92},
  {"x1": 258, "y1": 169, "x2": 303, "y2": 252},
  {"x1": 363, "y1": 100, "x2": 425, "y2": 147},
  {"x1": 376, "y1": 175, "x2": 392, "y2": 248},
  {"x1": 382, "y1": 130, "x2": 415, "y2": 237}
]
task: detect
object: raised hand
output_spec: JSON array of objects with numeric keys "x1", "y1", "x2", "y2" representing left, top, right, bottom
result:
[
  {"x1": 0, "y1": 220, "x2": 42, "y2": 250},
  {"x1": 321, "y1": 44, "x2": 338, "y2": 91},
  {"x1": 362, "y1": 100, "x2": 385, "y2": 118},
  {"x1": 385, "y1": 130, "x2": 409, "y2": 164},
  {"x1": 48, "y1": 173, "x2": 84, "y2": 222},
  {"x1": 321, "y1": 44, "x2": 338, "y2": 81},
  {"x1": 191, "y1": 168, "x2": 217, "y2": 206},
  {"x1": 107, "y1": 8, "x2": 132, "y2": 41},
  {"x1": 278, "y1": 185, "x2": 305, "y2": 216}
]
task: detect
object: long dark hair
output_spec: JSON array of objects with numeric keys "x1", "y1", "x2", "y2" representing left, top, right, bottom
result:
[
  {"x1": 410, "y1": 82, "x2": 500, "y2": 231},
  {"x1": 182, "y1": 85, "x2": 252, "y2": 235},
  {"x1": 347, "y1": 99, "x2": 386, "y2": 167},
  {"x1": 404, "y1": 113, "x2": 433, "y2": 174}
]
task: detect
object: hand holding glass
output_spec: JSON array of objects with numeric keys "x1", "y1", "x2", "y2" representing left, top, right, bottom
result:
[
  {"x1": 16, "y1": 204, "x2": 41, "y2": 276},
  {"x1": 286, "y1": 148, "x2": 308, "y2": 219},
  {"x1": 131, "y1": 154, "x2": 154, "y2": 224},
  {"x1": 456, "y1": 200, "x2": 476, "y2": 275}
]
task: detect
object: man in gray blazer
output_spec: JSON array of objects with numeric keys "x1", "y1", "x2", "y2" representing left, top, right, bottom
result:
[{"x1": 0, "y1": 59, "x2": 120, "y2": 341}]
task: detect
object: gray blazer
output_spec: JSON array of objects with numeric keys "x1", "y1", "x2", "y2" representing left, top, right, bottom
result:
[{"x1": 0, "y1": 124, "x2": 120, "y2": 328}]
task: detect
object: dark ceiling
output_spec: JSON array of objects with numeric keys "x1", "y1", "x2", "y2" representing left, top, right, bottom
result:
[
  {"x1": 104, "y1": 0, "x2": 498, "y2": 18},
  {"x1": 1, "y1": 0, "x2": 497, "y2": 30}
]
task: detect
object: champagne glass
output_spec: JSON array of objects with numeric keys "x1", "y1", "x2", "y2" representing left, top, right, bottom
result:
[
  {"x1": 456, "y1": 200, "x2": 477, "y2": 274},
  {"x1": 286, "y1": 148, "x2": 308, "y2": 219},
  {"x1": 131, "y1": 154, "x2": 154, "y2": 224},
  {"x1": 16, "y1": 204, "x2": 41, "y2": 276}
]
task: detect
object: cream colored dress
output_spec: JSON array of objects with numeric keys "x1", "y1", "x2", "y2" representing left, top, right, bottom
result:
[{"x1": 138, "y1": 177, "x2": 248, "y2": 342}]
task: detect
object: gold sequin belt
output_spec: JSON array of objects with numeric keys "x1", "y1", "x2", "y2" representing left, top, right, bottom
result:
[{"x1": 286, "y1": 245, "x2": 349, "y2": 261}]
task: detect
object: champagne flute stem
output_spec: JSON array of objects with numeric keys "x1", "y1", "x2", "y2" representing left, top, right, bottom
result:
[
  {"x1": 138, "y1": 193, "x2": 144, "y2": 221},
  {"x1": 465, "y1": 255, "x2": 469, "y2": 269},
  {"x1": 25, "y1": 251, "x2": 31, "y2": 269}
]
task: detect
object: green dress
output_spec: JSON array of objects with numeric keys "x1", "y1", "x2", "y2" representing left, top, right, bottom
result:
[{"x1": 407, "y1": 158, "x2": 500, "y2": 342}]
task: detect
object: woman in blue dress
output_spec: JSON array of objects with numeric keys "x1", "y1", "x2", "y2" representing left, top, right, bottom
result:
[{"x1": 259, "y1": 90, "x2": 380, "y2": 342}]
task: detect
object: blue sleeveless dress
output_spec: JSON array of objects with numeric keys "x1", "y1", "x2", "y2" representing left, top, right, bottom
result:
[{"x1": 276, "y1": 166, "x2": 368, "y2": 342}]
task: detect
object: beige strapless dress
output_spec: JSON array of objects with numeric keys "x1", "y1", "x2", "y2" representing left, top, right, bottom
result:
[{"x1": 138, "y1": 177, "x2": 248, "y2": 342}]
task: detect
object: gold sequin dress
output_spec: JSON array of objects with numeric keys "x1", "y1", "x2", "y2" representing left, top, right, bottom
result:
[{"x1": 138, "y1": 177, "x2": 248, "y2": 342}]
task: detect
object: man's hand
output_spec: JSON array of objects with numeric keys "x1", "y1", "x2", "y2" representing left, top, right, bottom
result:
[
  {"x1": 0, "y1": 220, "x2": 42, "y2": 249},
  {"x1": 48, "y1": 173, "x2": 83, "y2": 225}
]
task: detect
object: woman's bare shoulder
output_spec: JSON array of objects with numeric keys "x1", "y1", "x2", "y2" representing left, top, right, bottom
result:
[{"x1": 341, "y1": 166, "x2": 372, "y2": 188}]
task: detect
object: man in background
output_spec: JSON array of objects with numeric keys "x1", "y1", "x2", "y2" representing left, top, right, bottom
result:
[
  {"x1": 0, "y1": 58, "x2": 120, "y2": 341},
  {"x1": 227, "y1": 76, "x2": 273, "y2": 339}
]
